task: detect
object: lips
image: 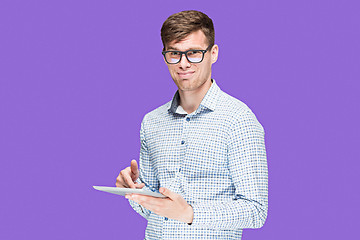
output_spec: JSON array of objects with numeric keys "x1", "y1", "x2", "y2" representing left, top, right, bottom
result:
[{"x1": 178, "y1": 71, "x2": 195, "y2": 77}]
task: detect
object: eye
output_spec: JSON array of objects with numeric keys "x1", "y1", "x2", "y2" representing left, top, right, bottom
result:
[
  {"x1": 170, "y1": 51, "x2": 180, "y2": 56},
  {"x1": 187, "y1": 50, "x2": 201, "y2": 56}
]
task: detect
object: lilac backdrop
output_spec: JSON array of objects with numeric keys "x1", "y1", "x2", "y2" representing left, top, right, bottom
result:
[{"x1": 1, "y1": 0, "x2": 359, "y2": 239}]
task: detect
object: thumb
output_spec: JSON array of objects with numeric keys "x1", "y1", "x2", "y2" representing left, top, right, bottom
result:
[{"x1": 159, "y1": 187, "x2": 177, "y2": 199}]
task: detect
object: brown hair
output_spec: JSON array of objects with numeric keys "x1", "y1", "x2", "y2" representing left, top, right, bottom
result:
[{"x1": 161, "y1": 10, "x2": 215, "y2": 50}]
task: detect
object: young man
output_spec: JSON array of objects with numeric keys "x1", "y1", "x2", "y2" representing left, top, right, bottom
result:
[{"x1": 116, "y1": 10, "x2": 268, "y2": 239}]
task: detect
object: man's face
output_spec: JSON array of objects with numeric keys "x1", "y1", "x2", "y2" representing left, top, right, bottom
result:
[{"x1": 164, "y1": 30, "x2": 218, "y2": 93}]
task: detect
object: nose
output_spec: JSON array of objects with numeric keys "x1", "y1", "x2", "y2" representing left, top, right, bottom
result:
[{"x1": 179, "y1": 53, "x2": 191, "y2": 69}]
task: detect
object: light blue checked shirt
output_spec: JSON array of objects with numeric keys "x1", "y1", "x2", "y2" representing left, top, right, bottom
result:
[{"x1": 129, "y1": 80, "x2": 268, "y2": 239}]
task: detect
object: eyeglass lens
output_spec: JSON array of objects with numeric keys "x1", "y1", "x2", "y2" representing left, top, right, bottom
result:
[{"x1": 165, "y1": 50, "x2": 204, "y2": 63}]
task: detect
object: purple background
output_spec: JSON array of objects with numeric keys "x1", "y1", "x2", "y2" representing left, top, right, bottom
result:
[{"x1": 1, "y1": 0, "x2": 359, "y2": 239}]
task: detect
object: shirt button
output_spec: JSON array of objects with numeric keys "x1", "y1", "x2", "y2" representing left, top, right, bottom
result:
[
  {"x1": 164, "y1": 217, "x2": 168, "y2": 221},
  {"x1": 179, "y1": 168, "x2": 181, "y2": 172},
  {"x1": 181, "y1": 140, "x2": 185, "y2": 145},
  {"x1": 186, "y1": 117, "x2": 190, "y2": 122}
]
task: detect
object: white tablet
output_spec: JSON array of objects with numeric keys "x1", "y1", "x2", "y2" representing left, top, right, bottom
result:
[{"x1": 93, "y1": 186, "x2": 167, "y2": 198}]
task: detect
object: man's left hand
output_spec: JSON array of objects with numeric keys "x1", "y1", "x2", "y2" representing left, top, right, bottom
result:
[{"x1": 126, "y1": 187, "x2": 194, "y2": 224}]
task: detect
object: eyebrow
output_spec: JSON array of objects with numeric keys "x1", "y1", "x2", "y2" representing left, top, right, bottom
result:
[{"x1": 166, "y1": 46, "x2": 204, "y2": 51}]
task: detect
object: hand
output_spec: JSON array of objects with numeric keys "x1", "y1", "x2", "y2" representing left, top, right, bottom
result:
[
  {"x1": 126, "y1": 187, "x2": 194, "y2": 224},
  {"x1": 115, "y1": 160, "x2": 145, "y2": 189}
]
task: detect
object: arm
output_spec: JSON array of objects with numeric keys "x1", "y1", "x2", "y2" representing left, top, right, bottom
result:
[
  {"x1": 125, "y1": 116, "x2": 194, "y2": 224},
  {"x1": 127, "y1": 117, "x2": 160, "y2": 219},
  {"x1": 127, "y1": 110, "x2": 268, "y2": 228},
  {"x1": 118, "y1": 116, "x2": 193, "y2": 222},
  {"x1": 190, "y1": 110, "x2": 268, "y2": 230}
]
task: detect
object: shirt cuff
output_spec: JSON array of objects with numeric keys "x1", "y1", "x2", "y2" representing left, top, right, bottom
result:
[{"x1": 190, "y1": 202, "x2": 215, "y2": 228}]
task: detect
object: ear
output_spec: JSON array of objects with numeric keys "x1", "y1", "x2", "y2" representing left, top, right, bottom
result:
[{"x1": 210, "y1": 44, "x2": 219, "y2": 64}]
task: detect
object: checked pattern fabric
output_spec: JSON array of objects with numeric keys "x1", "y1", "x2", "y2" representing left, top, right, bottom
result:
[{"x1": 129, "y1": 80, "x2": 268, "y2": 240}]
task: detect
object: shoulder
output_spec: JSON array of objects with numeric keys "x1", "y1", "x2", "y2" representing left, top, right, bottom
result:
[
  {"x1": 217, "y1": 90, "x2": 264, "y2": 131},
  {"x1": 217, "y1": 90, "x2": 252, "y2": 117},
  {"x1": 141, "y1": 100, "x2": 172, "y2": 125}
]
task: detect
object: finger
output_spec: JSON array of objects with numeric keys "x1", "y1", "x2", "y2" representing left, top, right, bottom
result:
[
  {"x1": 116, "y1": 174, "x2": 126, "y2": 188},
  {"x1": 121, "y1": 169, "x2": 136, "y2": 188},
  {"x1": 115, "y1": 178, "x2": 121, "y2": 187},
  {"x1": 130, "y1": 160, "x2": 139, "y2": 176},
  {"x1": 128, "y1": 194, "x2": 159, "y2": 202},
  {"x1": 159, "y1": 187, "x2": 177, "y2": 199},
  {"x1": 129, "y1": 194, "x2": 173, "y2": 218},
  {"x1": 134, "y1": 182, "x2": 145, "y2": 189}
]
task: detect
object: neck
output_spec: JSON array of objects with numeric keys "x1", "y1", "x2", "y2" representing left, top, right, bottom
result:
[{"x1": 178, "y1": 79, "x2": 212, "y2": 114}]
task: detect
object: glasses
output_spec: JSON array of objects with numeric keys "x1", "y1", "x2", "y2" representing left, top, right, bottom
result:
[{"x1": 162, "y1": 45, "x2": 212, "y2": 64}]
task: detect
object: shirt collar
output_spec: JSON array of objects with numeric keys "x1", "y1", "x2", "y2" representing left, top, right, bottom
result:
[{"x1": 168, "y1": 79, "x2": 220, "y2": 115}]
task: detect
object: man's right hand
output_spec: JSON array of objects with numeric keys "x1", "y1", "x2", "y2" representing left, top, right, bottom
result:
[{"x1": 115, "y1": 160, "x2": 145, "y2": 189}]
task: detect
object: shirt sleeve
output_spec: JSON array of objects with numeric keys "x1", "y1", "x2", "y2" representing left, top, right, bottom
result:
[
  {"x1": 128, "y1": 116, "x2": 160, "y2": 219},
  {"x1": 190, "y1": 110, "x2": 268, "y2": 230}
]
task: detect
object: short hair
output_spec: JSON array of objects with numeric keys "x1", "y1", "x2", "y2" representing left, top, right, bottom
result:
[{"x1": 161, "y1": 10, "x2": 215, "y2": 50}]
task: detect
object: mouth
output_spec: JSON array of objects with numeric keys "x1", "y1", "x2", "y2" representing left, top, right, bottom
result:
[{"x1": 178, "y1": 71, "x2": 195, "y2": 78}]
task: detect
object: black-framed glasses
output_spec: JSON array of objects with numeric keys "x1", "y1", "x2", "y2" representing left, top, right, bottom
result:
[{"x1": 162, "y1": 45, "x2": 212, "y2": 64}]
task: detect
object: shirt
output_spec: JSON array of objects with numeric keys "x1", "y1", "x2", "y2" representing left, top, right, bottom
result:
[{"x1": 129, "y1": 80, "x2": 268, "y2": 240}]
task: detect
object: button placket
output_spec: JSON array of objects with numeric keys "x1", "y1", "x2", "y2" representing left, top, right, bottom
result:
[
  {"x1": 178, "y1": 115, "x2": 190, "y2": 175},
  {"x1": 181, "y1": 115, "x2": 190, "y2": 145}
]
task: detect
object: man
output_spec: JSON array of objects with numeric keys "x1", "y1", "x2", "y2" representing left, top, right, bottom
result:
[{"x1": 116, "y1": 10, "x2": 268, "y2": 239}]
